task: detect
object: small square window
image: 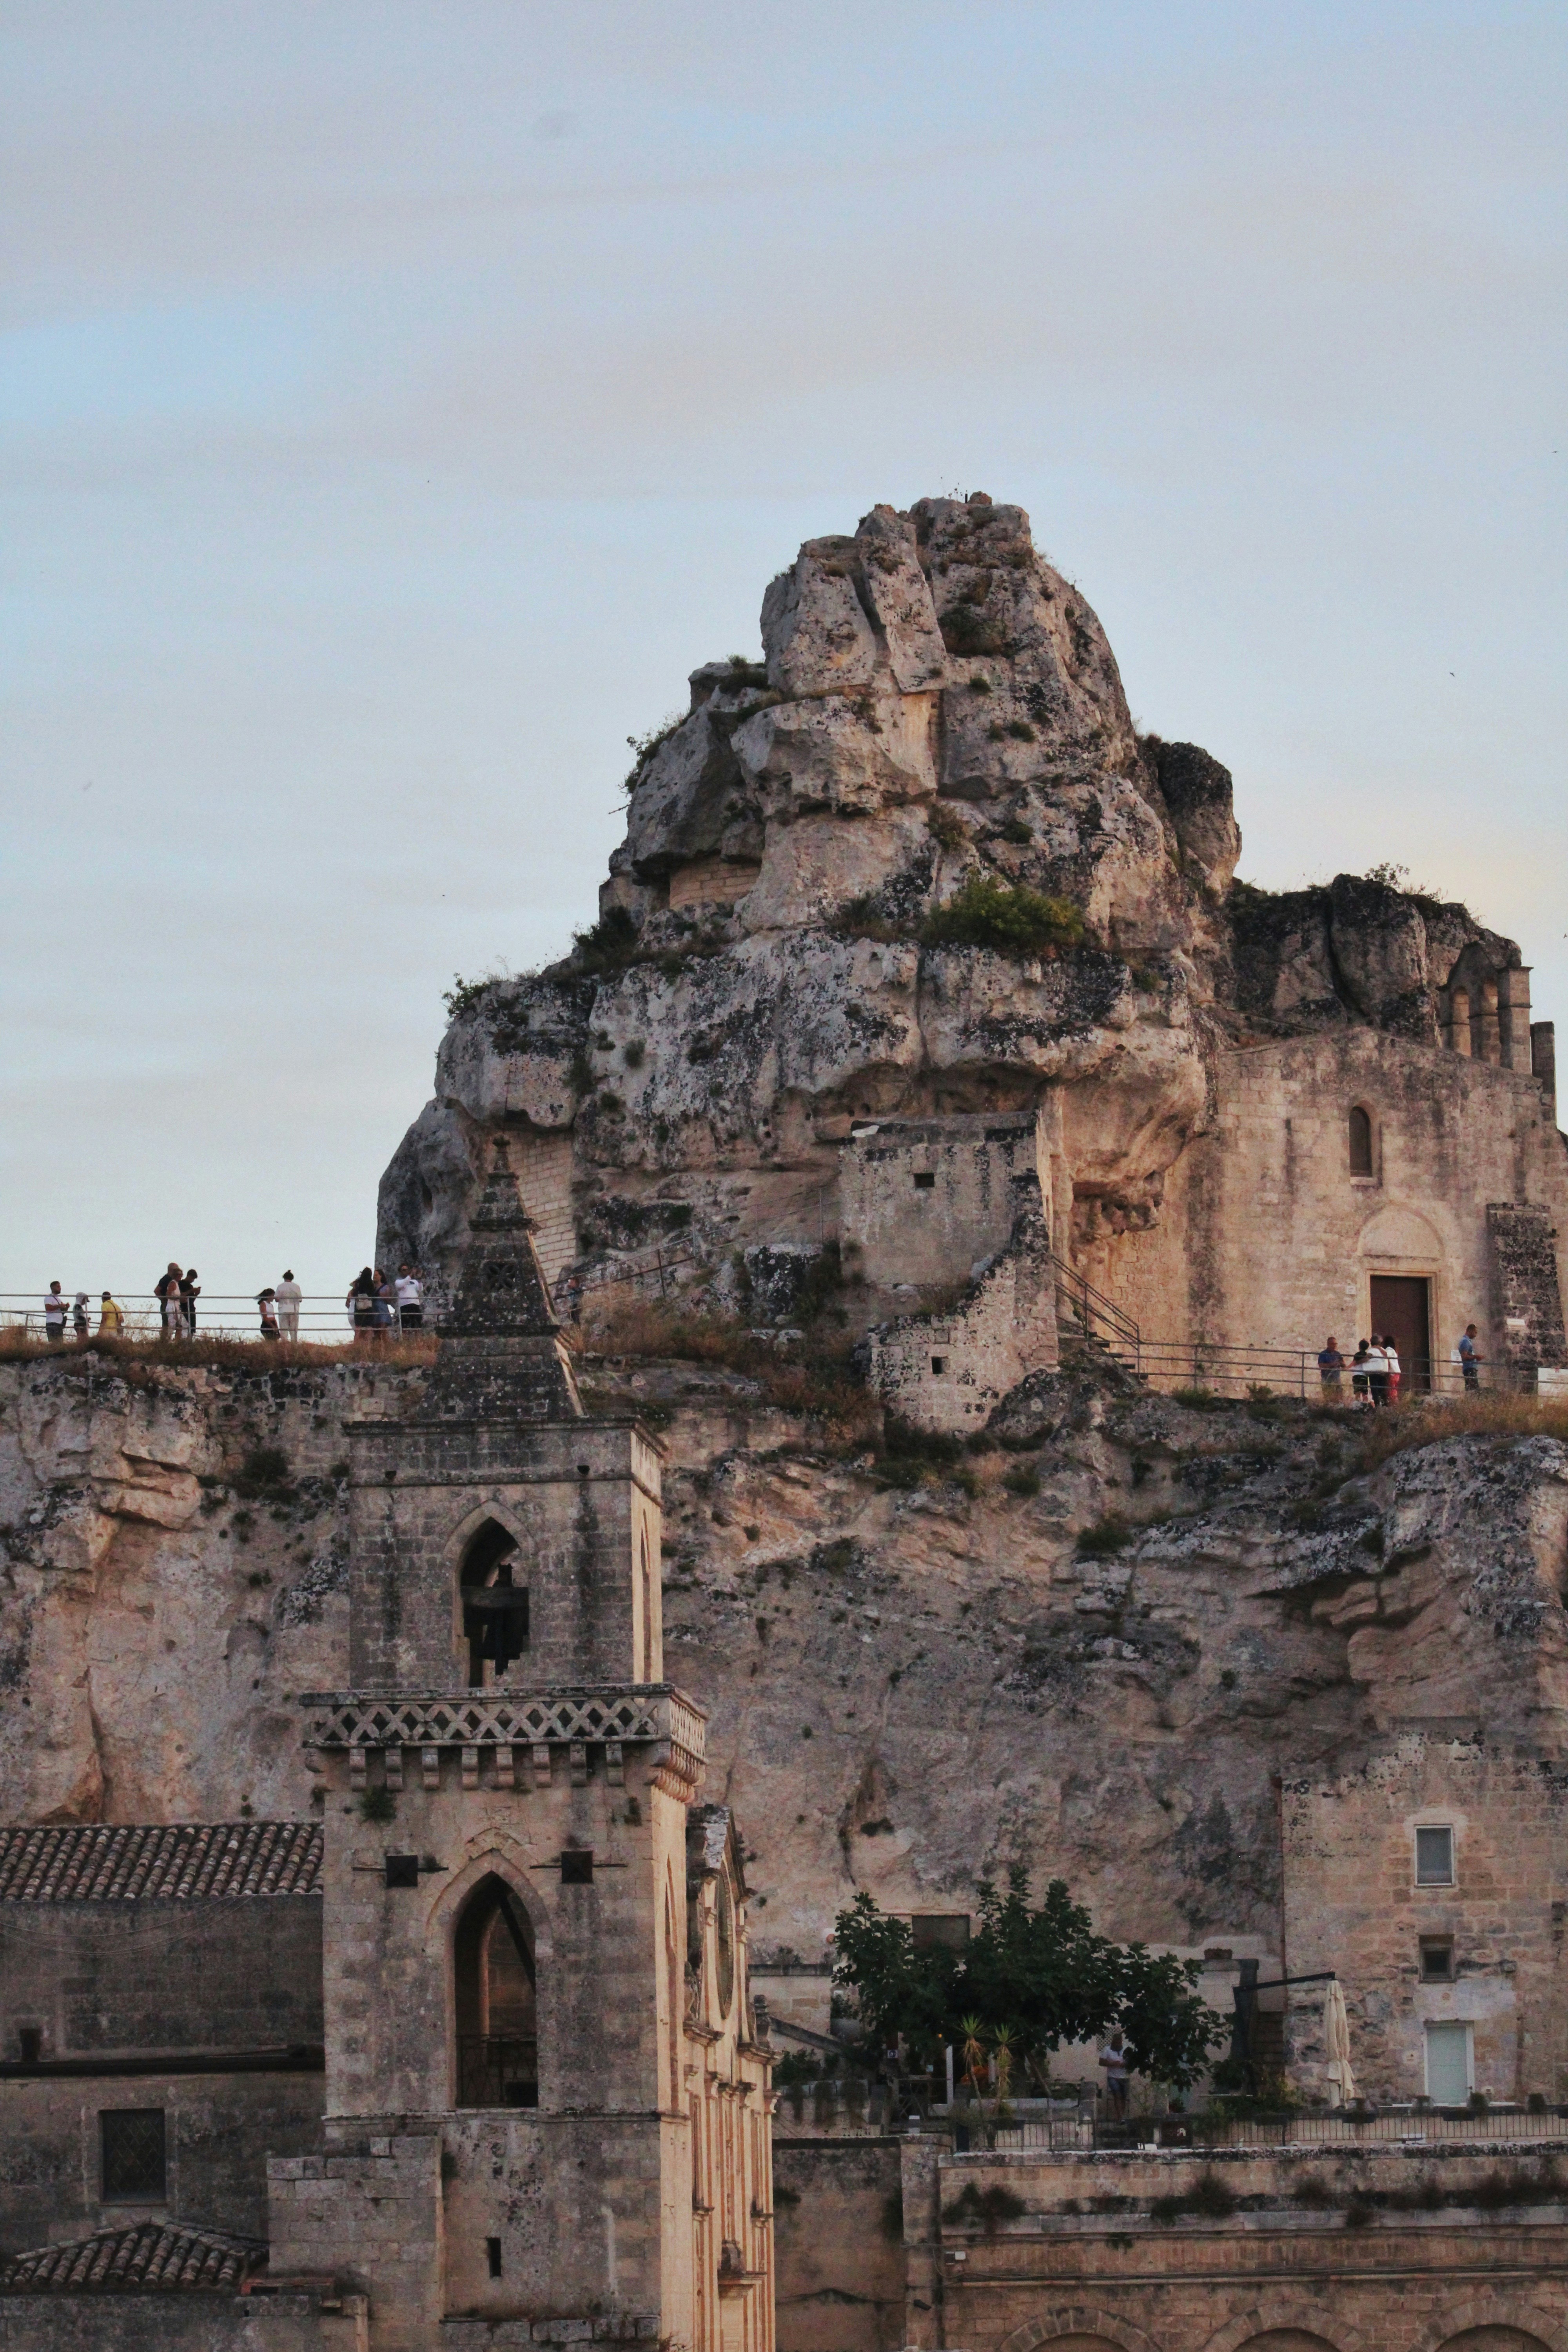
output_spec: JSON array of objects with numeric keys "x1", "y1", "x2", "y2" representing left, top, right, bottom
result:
[
  {"x1": 101, "y1": 2109, "x2": 166, "y2": 2203},
  {"x1": 384, "y1": 1853, "x2": 420, "y2": 1889},
  {"x1": 17, "y1": 2026, "x2": 42, "y2": 2063},
  {"x1": 913, "y1": 1171, "x2": 936, "y2": 1190},
  {"x1": 1419, "y1": 1936, "x2": 1455, "y2": 1982},
  {"x1": 1415, "y1": 1826, "x2": 1455, "y2": 1886},
  {"x1": 559, "y1": 1849, "x2": 593, "y2": 1885},
  {"x1": 911, "y1": 1913, "x2": 971, "y2": 1954},
  {"x1": 931, "y1": 1356, "x2": 947, "y2": 1376}
]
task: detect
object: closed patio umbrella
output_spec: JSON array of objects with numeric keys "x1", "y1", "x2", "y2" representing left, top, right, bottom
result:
[{"x1": 1323, "y1": 1979, "x2": 1356, "y2": 2106}]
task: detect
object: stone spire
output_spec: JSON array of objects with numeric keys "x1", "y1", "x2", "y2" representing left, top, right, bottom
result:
[{"x1": 421, "y1": 1138, "x2": 583, "y2": 1421}]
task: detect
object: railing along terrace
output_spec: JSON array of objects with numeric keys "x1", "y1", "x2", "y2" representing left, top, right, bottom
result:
[
  {"x1": 984, "y1": 2102, "x2": 1568, "y2": 2154},
  {"x1": 0, "y1": 1295, "x2": 430, "y2": 1344}
]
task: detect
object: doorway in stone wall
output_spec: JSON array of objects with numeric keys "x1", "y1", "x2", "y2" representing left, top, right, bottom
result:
[{"x1": 1370, "y1": 1275, "x2": 1432, "y2": 1391}]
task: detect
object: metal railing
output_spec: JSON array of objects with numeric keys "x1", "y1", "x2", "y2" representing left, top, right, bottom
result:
[
  {"x1": 984, "y1": 2102, "x2": 1568, "y2": 2152},
  {"x1": 0, "y1": 1295, "x2": 432, "y2": 1345},
  {"x1": 456, "y1": 2036, "x2": 537, "y2": 2109}
]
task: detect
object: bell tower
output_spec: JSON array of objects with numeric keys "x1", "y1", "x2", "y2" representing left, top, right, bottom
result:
[{"x1": 274, "y1": 1142, "x2": 773, "y2": 2351}]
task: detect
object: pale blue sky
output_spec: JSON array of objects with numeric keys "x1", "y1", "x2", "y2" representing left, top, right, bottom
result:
[{"x1": 3, "y1": 1, "x2": 1564, "y2": 1303}]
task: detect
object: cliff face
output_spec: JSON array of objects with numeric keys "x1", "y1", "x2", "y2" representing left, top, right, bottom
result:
[
  {"x1": 5, "y1": 1349, "x2": 1567, "y2": 1962},
  {"x1": 378, "y1": 494, "x2": 1518, "y2": 1312}
]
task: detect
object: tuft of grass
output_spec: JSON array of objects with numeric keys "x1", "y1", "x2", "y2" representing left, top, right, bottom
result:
[
  {"x1": 583, "y1": 1295, "x2": 879, "y2": 1443},
  {"x1": 921, "y1": 873, "x2": 1084, "y2": 958},
  {"x1": 572, "y1": 904, "x2": 642, "y2": 975},
  {"x1": 927, "y1": 802, "x2": 969, "y2": 850},
  {"x1": 0, "y1": 1331, "x2": 437, "y2": 1376},
  {"x1": 357, "y1": 1785, "x2": 396, "y2": 1824},
  {"x1": 1003, "y1": 1464, "x2": 1041, "y2": 1497},
  {"x1": 1354, "y1": 1392, "x2": 1568, "y2": 1474},
  {"x1": 622, "y1": 710, "x2": 686, "y2": 797},
  {"x1": 1077, "y1": 1513, "x2": 1133, "y2": 1557}
]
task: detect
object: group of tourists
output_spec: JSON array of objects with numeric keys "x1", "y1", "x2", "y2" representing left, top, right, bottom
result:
[
  {"x1": 1316, "y1": 1323, "x2": 1483, "y2": 1405},
  {"x1": 343, "y1": 1264, "x2": 424, "y2": 1340}
]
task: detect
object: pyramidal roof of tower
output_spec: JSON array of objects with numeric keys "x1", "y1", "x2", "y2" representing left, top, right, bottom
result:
[{"x1": 421, "y1": 1138, "x2": 585, "y2": 1420}]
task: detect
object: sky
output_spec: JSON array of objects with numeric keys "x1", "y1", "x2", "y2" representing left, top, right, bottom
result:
[{"x1": 3, "y1": 0, "x2": 1565, "y2": 1309}]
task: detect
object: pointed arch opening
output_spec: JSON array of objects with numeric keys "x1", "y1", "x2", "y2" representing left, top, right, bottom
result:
[
  {"x1": 454, "y1": 1873, "x2": 538, "y2": 2108},
  {"x1": 1348, "y1": 1103, "x2": 1375, "y2": 1179},
  {"x1": 459, "y1": 1519, "x2": 530, "y2": 1689}
]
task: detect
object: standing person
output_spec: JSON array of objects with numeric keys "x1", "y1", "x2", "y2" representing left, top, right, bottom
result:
[
  {"x1": 275, "y1": 1270, "x2": 303, "y2": 1342},
  {"x1": 1317, "y1": 1336, "x2": 1345, "y2": 1399},
  {"x1": 1457, "y1": 1324, "x2": 1481, "y2": 1394},
  {"x1": 394, "y1": 1263, "x2": 423, "y2": 1331},
  {"x1": 1365, "y1": 1335, "x2": 1390, "y2": 1408},
  {"x1": 1384, "y1": 1334, "x2": 1402, "y2": 1407},
  {"x1": 373, "y1": 1268, "x2": 396, "y2": 1333},
  {"x1": 1350, "y1": 1340, "x2": 1371, "y2": 1403},
  {"x1": 154, "y1": 1263, "x2": 184, "y2": 1339},
  {"x1": 42, "y1": 1283, "x2": 67, "y2": 1343},
  {"x1": 97, "y1": 1292, "x2": 124, "y2": 1338},
  {"x1": 72, "y1": 1292, "x2": 91, "y2": 1341},
  {"x1": 347, "y1": 1267, "x2": 377, "y2": 1341},
  {"x1": 1098, "y1": 2028, "x2": 1132, "y2": 2120},
  {"x1": 180, "y1": 1267, "x2": 201, "y2": 1337},
  {"x1": 257, "y1": 1288, "x2": 281, "y2": 1341}
]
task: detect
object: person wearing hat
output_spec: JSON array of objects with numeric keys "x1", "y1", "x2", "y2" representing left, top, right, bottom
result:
[{"x1": 97, "y1": 1292, "x2": 125, "y2": 1339}]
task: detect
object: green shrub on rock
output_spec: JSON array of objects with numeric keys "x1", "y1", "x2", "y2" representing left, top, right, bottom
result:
[{"x1": 921, "y1": 873, "x2": 1084, "y2": 957}]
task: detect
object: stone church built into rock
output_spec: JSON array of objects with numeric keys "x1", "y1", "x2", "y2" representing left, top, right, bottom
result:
[{"x1": 5, "y1": 495, "x2": 1568, "y2": 2351}]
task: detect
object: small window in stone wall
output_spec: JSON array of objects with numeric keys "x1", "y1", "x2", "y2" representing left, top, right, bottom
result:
[
  {"x1": 1348, "y1": 1105, "x2": 1374, "y2": 1177},
  {"x1": 911, "y1": 1914, "x2": 971, "y2": 1954},
  {"x1": 1415, "y1": 1825, "x2": 1455, "y2": 1886},
  {"x1": 560, "y1": 1849, "x2": 594, "y2": 1884},
  {"x1": 1419, "y1": 1936, "x2": 1455, "y2": 1981},
  {"x1": 913, "y1": 1171, "x2": 936, "y2": 1190},
  {"x1": 931, "y1": 1356, "x2": 947, "y2": 1376},
  {"x1": 101, "y1": 2109, "x2": 166, "y2": 2202}
]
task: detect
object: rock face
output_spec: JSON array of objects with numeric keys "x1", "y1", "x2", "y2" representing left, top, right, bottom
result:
[
  {"x1": 377, "y1": 495, "x2": 1535, "y2": 1356},
  {"x1": 7, "y1": 1348, "x2": 1568, "y2": 1971}
]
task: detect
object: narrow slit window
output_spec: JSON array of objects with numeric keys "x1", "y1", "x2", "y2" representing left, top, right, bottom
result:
[
  {"x1": 1348, "y1": 1106, "x2": 1374, "y2": 1177},
  {"x1": 486, "y1": 2236, "x2": 503, "y2": 2278},
  {"x1": 1415, "y1": 1826, "x2": 1455, "y2": 1886}
]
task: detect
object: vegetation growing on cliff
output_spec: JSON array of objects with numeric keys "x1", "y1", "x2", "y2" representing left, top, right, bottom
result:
[{"x1": 920, "y1": 872, "x2": 1085, "y2": 957}]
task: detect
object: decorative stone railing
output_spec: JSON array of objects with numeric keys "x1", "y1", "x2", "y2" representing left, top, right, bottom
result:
[{"x1": 300, "y1": 1684, "x2": 706, "y2": 1795}]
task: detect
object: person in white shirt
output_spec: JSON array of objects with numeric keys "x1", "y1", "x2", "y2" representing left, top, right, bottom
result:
[
  {"x1": 395, "y1": 1264, "x2": 423, "y2": 1331},
  {"x1": 1098, "y1": 2029, "x2": 1133, "y2": 2119},
  {"x1": 275, "y1": 1270, "x2": 303, "y2": 1342},
  {"x1": 1364, "y1": 1337, "x2": 1390, "y2": 1407},
  {"x1": 42, "y1": 1283, "x2": 67, "y2": 1343}
]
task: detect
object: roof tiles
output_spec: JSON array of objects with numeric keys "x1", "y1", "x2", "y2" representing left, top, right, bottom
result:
[
  {"x1": 0, "y1": 2220, "x2": 265, "y2": 2294},
  {"x1": 0, "y1": 1820, "x2": 322, "y2": 1902}
]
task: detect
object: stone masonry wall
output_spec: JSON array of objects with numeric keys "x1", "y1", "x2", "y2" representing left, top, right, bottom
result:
[
  {"x1": 1, "y1": 2068, "x2": 324, "y2": 2249},
  {"x1": 1283, "y1": 1736, "x2": 1568, "y2": 2106},
  {"x1": 1095, "y1": 1029, "x2": 1568, "y2": 1368}
]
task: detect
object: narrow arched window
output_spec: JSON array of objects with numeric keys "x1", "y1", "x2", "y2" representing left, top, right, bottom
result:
[
  {"x1": 1348, "y1": 1106, "x2": 1374, "y2": 1178},
  {"x1": 639, "y1": 1527, "x2": 654, "y2": 1684},
  {"x1": 454, "y1": 1876, "x2": 537, "y2": 2109},
  {"x1": 460, "y1": 1522, "x2": 529, "y2": 1688},
  {"x1": 665, "y1": 1883, "x2": 682, "y2": 2109}
]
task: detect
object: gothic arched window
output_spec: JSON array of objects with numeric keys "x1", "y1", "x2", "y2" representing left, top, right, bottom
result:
[
  {"x1": 1348, "y1": 1105, "x2": 1374, "y2": 1178},
  {"x1": 454, "y1": 1875, "x2": 537, "y2": 2109},
  {"x1": 459, "y1": 1521, "x2": 529, "y2": 1688}
]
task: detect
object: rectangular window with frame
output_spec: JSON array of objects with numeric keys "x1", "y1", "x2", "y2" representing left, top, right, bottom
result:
[
  {"x1": 1419, "y1": 1936, "x2": 1455, "y2": 1982},
  {"x1": 911, "y1": 1913, "x2": 971, "y2": 1954},
  {"x1": 1415, "y1": 1825, "x2": 1455, "y2": 1886},
  {"x1": 100, "y1": 2109, "x2": 167, "y2": 2203}
]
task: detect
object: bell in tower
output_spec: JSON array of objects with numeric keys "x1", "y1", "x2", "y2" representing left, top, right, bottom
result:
[{"x1": 281, "y1": 1138, "x2": 773, "y2": 2346}]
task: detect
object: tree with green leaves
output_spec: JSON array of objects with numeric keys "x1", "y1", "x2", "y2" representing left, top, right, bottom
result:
[{"x1": 833, "y1": 1866, "x2": 1225, "y2": 2101}]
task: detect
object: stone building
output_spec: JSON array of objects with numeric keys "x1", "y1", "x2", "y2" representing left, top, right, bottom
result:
[
  {"x1": 377, "y1": 495, "x2": 1568, "y2": 1425},
  {"x1": 0, "y1": 1144, "x2": 773, "y2": 2348}
]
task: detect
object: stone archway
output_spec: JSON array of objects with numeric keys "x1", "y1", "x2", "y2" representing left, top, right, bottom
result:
[
  {"x1": 998, "y1": 2313, "x2": 1158, "y2": 2352},
  {"x1": 1424, "y1": 2323, "x2": 1568, "y2": 2352},
  {"x1": 1198, "y1": 2307, "x2": 1366, "y2": 2352}
]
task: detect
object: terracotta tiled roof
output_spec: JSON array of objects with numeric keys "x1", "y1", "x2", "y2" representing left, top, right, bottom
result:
[
  {"x1": 0, "y1": 2221, "x2": 265, "y2": 2294},
  {"x1": 0, "y1": 1821, "x2": 322, "y2": 1902}
]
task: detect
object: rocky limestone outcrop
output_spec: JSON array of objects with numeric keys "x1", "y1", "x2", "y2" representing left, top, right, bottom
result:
[
  {"x1": 6, "y1": 1348, "x2": 1568, "y2": 1961},
  {"x1": 379, "y1": 494, "x2": 1521, "y2": 1327}
]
